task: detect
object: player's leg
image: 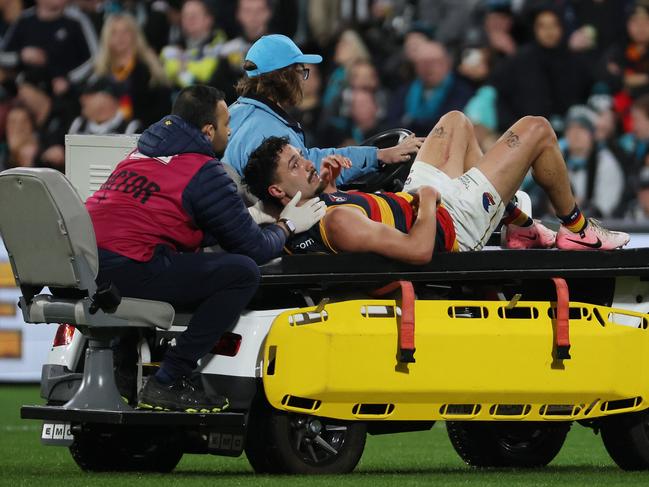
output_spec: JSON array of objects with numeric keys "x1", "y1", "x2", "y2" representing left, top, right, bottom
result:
[
  {"x1": 477, "y1": 116, "x2": 628, "y2": 250},
  {"x1": 476, "y1": 116, "x2": 573, "y2": 210}
]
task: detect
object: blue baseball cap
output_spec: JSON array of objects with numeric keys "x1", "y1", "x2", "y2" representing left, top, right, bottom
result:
[{"x1": 244, "y1": 34, "x2": 322, "y2": 77}]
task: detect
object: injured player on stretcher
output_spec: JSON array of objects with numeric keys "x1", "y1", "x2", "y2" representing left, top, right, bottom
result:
[{"x1": 243, "y1": 111, "x2": 630, "y2": 265}]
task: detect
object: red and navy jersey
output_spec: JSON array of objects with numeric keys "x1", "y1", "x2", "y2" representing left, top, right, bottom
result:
[
  {"x1": 86, "y1": 150, "x2": 212, "y2": 262},
  {"x1": 286, "y1": 190, "x2": 458, "y2": 255}
]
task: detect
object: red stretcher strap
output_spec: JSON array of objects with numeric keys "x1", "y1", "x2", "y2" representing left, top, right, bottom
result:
[
  {"x1": 372, "y1": 280, "x2": 416, "y2": 363},
  {"x1": 551, "y1": 277, "x2": 571, "y2": 360}
]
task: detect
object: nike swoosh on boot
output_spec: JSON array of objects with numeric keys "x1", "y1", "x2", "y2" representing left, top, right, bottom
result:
[{"x1": 564, "y1": 237, "x2": 602, "y2": 249}]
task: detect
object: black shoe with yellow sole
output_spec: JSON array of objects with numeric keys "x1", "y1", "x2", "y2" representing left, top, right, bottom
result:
[{"x1": 138, "y1": 375, "x2": 229, "y2": 413}]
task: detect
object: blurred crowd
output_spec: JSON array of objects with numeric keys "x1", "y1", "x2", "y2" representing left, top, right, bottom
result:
[{"x1": 3, "y1": 0, "x2": 649, "y2": 221}]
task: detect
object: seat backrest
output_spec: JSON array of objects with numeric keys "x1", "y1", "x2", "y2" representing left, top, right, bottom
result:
[
  {"x1": 0, "y1": 168, "x2": 98, "y2": 293},
  {"x1": 222, "y1": 161, "x2": 258, "y2": 207}
]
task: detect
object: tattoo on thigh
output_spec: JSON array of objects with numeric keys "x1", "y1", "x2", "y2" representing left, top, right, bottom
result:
[
  {"x1": 504, "y1": 130, "x2": 520, "y2": 148},
  {"x1": 432, "y1": 126, "x2": 445, "y2": 138}
]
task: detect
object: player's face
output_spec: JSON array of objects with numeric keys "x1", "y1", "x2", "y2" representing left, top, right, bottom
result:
[{"x1": 272, "y1": 144, "x2": 325, "y2": 201}]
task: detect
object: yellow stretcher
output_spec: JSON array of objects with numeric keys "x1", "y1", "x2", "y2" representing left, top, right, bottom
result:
[{"x1": 263, "y1": 299, "x2": 649, "y2": 422}]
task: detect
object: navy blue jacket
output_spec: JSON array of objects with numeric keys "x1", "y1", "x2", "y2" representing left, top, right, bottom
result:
[{"x1": 138, "y1": 115, "x2": 286, "y2": 265}]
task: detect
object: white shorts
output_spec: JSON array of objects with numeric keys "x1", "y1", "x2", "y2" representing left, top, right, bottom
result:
[{"x1": 403, "y1": 161, "x2": 505, "y2": 251}]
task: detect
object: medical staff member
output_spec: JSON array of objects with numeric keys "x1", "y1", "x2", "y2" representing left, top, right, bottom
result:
[
  {"x1": 86, "y1": 85, "x2": 325, "y2": 412},
  {"x1": 224, "y1": 34, "x2": 423, "y2": 185}
]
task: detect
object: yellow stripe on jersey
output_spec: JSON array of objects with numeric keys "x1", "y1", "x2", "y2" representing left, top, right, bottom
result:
[
  {"x1": 319, "y1": 204, "x2": 368, "y2": 253},
  {"x1": 319, "y1": 218, "x2": 338, "y2": 253},
  {"x1": 370, "y1": 194, "x2": 396, "y2": 228},
  {"x1": 395, "y1": 192, "x2": 415, "y2": 203}
]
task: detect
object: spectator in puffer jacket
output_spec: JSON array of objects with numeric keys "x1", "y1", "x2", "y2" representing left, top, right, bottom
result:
[{"x1": 85, "y1": 84, "x2": 325, "y2": 413}]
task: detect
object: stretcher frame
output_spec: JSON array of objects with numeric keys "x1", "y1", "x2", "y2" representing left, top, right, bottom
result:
[{"x1": 258, "y1": 248, "x2": 649, "y2": 422}]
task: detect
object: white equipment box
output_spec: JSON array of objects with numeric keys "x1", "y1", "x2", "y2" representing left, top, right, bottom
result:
[{"x1": 65, "y1": 134, "x2": 139, "y2": 201}]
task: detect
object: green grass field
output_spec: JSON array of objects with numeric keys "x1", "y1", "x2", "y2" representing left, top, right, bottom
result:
[{"x1": 1, "y1": 385, "x2": 647, "y2": 487}]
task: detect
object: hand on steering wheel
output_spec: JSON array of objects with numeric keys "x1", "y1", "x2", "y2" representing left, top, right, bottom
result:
[
  {"x1": 340, "y1": 128, "x2": 418, "y2": 193},
  {"x1": 377, "y1": 134, "x2": 425, "y2": 165}
]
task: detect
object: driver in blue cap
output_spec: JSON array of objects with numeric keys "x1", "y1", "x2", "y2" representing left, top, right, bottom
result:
[{"x1": 224, "y1": 34, "x2": 423, "y2": 185}]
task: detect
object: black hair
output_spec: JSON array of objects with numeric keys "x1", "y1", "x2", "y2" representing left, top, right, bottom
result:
[
  {"x1": 243, "y1": 136, "x2": 290, "y2": 204},
  {"x1": 172, "y1": 85, "x2": 225, "y2": 130}
]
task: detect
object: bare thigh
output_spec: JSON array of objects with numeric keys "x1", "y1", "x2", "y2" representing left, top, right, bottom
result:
[
  {"x1": 415, "y1": 111, "x2": 482, "y2": 178},
  {"x1": 476, "y1": 118, "x2": 549, "y2": 203}
]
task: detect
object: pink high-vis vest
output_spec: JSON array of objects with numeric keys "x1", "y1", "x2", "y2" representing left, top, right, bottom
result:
[{"x1": 86, "y1": 150, "x2": 213, "y2": 262}]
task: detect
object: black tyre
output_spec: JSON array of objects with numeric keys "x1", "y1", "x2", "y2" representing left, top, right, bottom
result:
[
  {"x1": 244, "y1": 399, "x2": 284, "y2": 474},
  {"x1": 245, "y1": 402, "x2": 366, "y2": 474},
  {"x1": 447, "y1": 421, "x2": 570, "y2": 468},
  {"x1": 601, "y1": 410, "x2": 649, "y2": 470},
  {"x1": 69, "y1": 425, "x2": 183, "y2": 472}
]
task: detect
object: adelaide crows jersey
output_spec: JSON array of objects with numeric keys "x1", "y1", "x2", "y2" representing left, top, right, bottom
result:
[{"x1": 285, "y1": 191, "x2": 458, "y2": 255}]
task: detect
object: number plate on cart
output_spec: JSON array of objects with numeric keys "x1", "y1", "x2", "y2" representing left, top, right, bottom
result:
[{"x1": 41, "y1": 422, "x2": 73, "y2": 446}]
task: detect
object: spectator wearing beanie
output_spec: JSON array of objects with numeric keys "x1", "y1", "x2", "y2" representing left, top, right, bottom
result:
[
  {"x1": 68, "y1": 76, "x2": 142, "y2": 136},
  {"x1": 559, "y1": 105, "x2": 626, "y2": 217}
]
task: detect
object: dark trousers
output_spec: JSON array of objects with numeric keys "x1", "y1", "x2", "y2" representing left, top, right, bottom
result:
[{"x1": 98, "y1": 246, "x2": 260, "y2": 379}]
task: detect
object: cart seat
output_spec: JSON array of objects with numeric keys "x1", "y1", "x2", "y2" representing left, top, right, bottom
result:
[{"x1": 0, "y1": 167, "x2": 175, "y2": 410}]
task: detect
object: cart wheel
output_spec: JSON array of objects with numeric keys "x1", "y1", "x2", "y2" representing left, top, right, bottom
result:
[
  {"x1": 601, "y1": 409, "x2": 649, "y2": 470},
  {"x1": 245, "y1": 401, "x2": 366, "y2": 474},
  {"x1": 447, "y1": 421, "x2": 570, "y2": 468},
  {"x1": 69, "y1": 425, "x2": 183, "y2": 472}
]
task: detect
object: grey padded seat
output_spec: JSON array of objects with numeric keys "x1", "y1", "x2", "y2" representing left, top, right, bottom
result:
[
  {"x1": 222, "y1": 161, "x2": 258, "y2": 207},
  {"x1": 0, "y1": 167, "x2": 174, "y2": 330},
  {"x1": 0, "y1": 167, "x2": 176, "y2": 410}
]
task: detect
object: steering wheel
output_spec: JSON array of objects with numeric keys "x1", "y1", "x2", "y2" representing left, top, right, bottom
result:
[{"x1": 339, "y1": 128, "x2": 415, "y2": 193}]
